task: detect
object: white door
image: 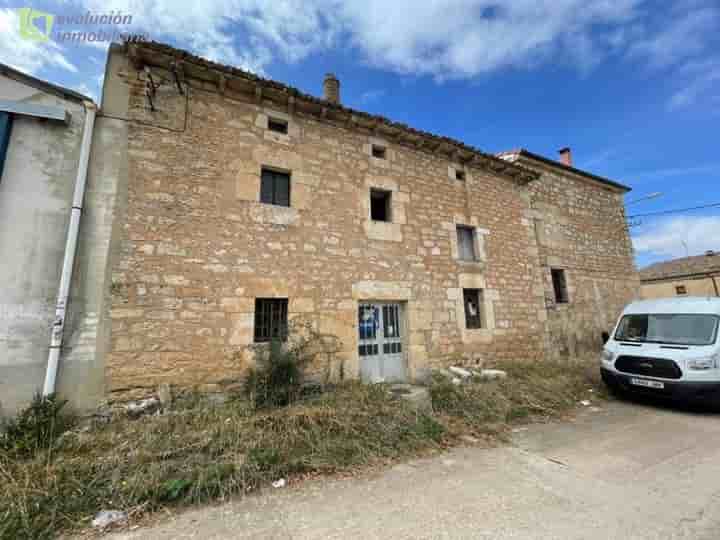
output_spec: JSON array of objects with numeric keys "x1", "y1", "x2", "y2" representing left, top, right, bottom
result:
[{"x1": 358, "y1": 302, "x2": 406, "y2": 382}]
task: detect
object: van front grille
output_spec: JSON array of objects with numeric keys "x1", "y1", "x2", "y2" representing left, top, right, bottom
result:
[{"x1": 615, "y1": 355, "x2": 682, "y2": 380}]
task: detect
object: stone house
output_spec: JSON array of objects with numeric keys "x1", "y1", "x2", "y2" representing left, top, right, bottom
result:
[
  {"x1": 1, "y1": 41, "x2": 640, "y2": 412},
  {"x1": 640, "y1": 251, "x2": 720, "y2": 299}
]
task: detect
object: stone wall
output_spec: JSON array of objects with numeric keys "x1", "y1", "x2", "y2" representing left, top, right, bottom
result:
[
  {"x1": 104, "y1": 59, "x2": 550, "y2": 400},
  {"x1": 523, "y1": 159, "x2": 639, "y2": 358},
  {"x1": 102, "y1": 47, "x2": 638, "y2": 401}
]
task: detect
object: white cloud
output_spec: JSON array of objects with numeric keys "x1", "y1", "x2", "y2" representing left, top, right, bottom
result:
[
  {"x1": 60, "y1": 0, "x2": 652, "y2": 80},
  {"x1": 0, "y1": 8, "x2": 77, "y2": 75},
  {"x1": 358, "y1": 89, "x2": 385, "y2": 105},
  {"x1": 668, "y1": 58, "x2": 720, "y2": 110},
  {"x1": 2, "y1": 0, "x2": 718, "y2": 111},
  {"x1": 627, "y1": 7, "x2": 719, "y2": 69},
  {"x1": 632, "y1": 215, "x2": 720, "y2": 258}
]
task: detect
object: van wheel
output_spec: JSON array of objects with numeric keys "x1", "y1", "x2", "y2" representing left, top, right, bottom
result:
[{"x1": 603, "y1": 378, "x2": 625, "y2": 399}]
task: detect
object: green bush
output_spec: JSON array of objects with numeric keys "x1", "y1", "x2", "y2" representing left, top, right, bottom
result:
[
  {"x1": 0, "y1": 393, "x2": 74, "y2": 458},
  {"x1": 244, "y1": 340, "x2": 307, "y2": 409},
  {"x1": 243, "y1": 323, "x2": 342, "y2": 409}
]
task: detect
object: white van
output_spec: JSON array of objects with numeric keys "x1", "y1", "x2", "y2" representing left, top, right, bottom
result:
[{"x1": 601, "y1": 297, "x2": 720, "y2": 403}]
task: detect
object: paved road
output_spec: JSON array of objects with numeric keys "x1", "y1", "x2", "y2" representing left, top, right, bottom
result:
[{"x1": 109, "y1": 398, "x2": 720, "y2": 539}]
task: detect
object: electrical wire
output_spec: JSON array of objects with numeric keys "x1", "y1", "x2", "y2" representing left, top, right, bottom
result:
[{"x1": 628, "y1": 202, "x2": 720, "y2": 219}]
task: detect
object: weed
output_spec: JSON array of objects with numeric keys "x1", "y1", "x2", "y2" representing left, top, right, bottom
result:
[
  {"x1": 0, "y1": 358, "x2": 600, "y2": 539},
  {"x1": 0, "y1": 393, "x2": 74, "y2": 459}
]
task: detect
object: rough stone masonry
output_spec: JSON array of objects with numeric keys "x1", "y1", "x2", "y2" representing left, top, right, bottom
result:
[{"x1": 92, "y1": 41, "x2": 637, "y2": 402}]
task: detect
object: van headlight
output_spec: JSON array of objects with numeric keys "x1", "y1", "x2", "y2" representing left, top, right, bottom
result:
[
  {"x1": 688, "y1": 355, "x2": 719, "y2": 370},
  {"x1": 601, "y1": 349, "x2": 614, "y2": 365}
]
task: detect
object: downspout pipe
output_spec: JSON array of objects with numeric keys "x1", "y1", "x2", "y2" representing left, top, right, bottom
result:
[{"x1": 43, "y1": 101, "x2": 97, "y2": 396}]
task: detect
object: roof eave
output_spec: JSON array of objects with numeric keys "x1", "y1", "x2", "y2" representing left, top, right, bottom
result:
[
  {"x1": 509, "y1": 149, "x2": 631, "y2": 193},
  {"x1": 121, "y1": 41, "x2": 539, "y2": 184}
]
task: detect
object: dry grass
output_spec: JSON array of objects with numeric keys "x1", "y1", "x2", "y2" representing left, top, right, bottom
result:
[{"x1": 0, "y1": 358, "x2": 603, "y2": 539}]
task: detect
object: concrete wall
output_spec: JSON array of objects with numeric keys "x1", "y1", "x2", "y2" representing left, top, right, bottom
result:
[
  {"x1": 524, "y1": 159, "x2": 639, "y2": 358},
  {"x1": 0, "y1": 68, "x2": 125, "y2": 416},
  {"x1": 640, "y1": 277, "x2": 720, "y2": 299},
  {"x1": 0, "y1": 75, "x2": 85, "y2": 415}
]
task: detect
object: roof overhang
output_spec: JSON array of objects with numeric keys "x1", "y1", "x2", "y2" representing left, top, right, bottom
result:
[
  {"x1": 0, "y1": 100, "x2": 71, "y2": 124},
  {"x1": 498, "y1": 149, "x2": 631, "y2": 193},
  {"x1": 116, "y1": 41, "x2": 540, "y2": 185}
]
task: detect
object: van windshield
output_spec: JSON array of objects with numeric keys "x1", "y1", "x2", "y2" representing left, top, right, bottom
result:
[{"x1": 615, "y1": 314, "x2": 719, "y2": 346}]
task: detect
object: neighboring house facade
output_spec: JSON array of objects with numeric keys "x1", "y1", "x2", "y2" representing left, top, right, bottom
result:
[
  {"x1": 0, "y1": 64, "x2": 127, "y2": 416},
  {"x1": 640, "y1": 251, "x2": 720, "y2": 299},
  {"x1": 92, "y1": 41, "x2": 638, "y2": 403}
]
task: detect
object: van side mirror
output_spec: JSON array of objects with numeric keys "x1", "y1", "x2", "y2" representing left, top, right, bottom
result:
[{"x1": 601, "y1": 331, "x2": 610, "y2": 345}]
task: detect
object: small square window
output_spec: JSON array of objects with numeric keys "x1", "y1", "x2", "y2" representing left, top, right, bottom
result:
[
  {"x1": 370, "y1": 189, "x2": 392, "y2": 222},
  {"x1": 254, "y1": 298, "x2": 288, "y2": 342},
  {"x1": 551, "y1": 268, "x2": 569, "y2": 304},
  {"x1": 371, "y1": 144, "x2": 386, "y2": 159},
  {"x1": 456, "y1": 226, "x2": 477, "y2": 261},
  {"x1": 267, "y1": 117, "x2": 288, "y2": 134},
  {"x1": 676, "y1": 285, "x2": 687, "y2": 295},
  {"x1": 455, "y1": 169, "x2": 466, "y2": 181},
  {"x1": 463, "y1": 288, "x2": 484, "y2": 329},
  {"x1": 260, "y1": 168, "x2": 291, "y2": 207}
]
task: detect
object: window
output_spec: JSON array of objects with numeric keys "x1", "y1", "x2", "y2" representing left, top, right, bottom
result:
[
  {"x1": 254, "y1": 298, "x2": 288, "y2": 342},
  {"x1": 370, "y1": 189, "x2": 392, "y2": 222},
  {"x1": 676, "y1": 285, "x2": 687, "y2": 296},
  {"x1": 260, "y1": 168, "x2": 290, "y2": 207},
  {"x1": 0, "y1": 112, "x2": 13, "y2": 181},
  {"x1": 456, "y1": 226, "x2": 477, "y2": 261},
  {"x1": 463, "y1": 289, "x2": 484, "y2": 329},
  {"x1": 371, "y1": 144, "x2": 386, "y2": 159},
  {"x1": 551, "y1": 268, "x2": 569, "y2": 304},
  {"x1": 615, "y1": 314, "x2": 719, "y2": 346},
  {"x1": 267, "y1": 117, "x2": 288, "y2": 134},
  {"x1": 455, "y1": 169, "x2": 466, "y2": 181}
]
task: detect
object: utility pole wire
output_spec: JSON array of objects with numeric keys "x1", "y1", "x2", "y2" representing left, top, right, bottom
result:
[{"x1": 628, "y1": 202, "x2": 720, "y2": 219}]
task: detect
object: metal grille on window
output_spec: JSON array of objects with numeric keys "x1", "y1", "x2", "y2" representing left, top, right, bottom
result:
[
  {"x1": 254, "y1": 298, "x2": 288, "y2": 342},
  {"x1": 358, "y1": 304, "x2": 379, "y2": 356},
  {"x1": 382, "y1": 304, "x2": 402, "y2": 354},
  {"x1": 260, "y1": 169, "x2": 290, "y2": 207},
  {"x1": 463, "y1": 289, "x2": 483, "y2": 329},
  {"x1": 457, "y1": 226, "x2": 476, "y2": 261}
]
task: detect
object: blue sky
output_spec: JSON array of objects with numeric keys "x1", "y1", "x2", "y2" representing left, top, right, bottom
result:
[{"x1": 2, "y1": 0, "x2": 719, "y2": 269}]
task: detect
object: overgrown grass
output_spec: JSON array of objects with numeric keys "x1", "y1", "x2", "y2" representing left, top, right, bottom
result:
[
  {"x1": 0, "y1": 358, "x2": 601, "y2": 539},
  {"x1": 430, "y1": 358, "x2": 603, "y2": 437}
]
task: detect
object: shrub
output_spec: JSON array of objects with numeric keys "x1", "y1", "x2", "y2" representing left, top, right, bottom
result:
[
  {"x1": 0, "y1": 393, "x2": 74, "y2": 458},
  {"x1": 243, "y1": 322, "x2": 342, "y2": 410},
  {"x1": 244, "y1": 339, "x2": 307, "y2": 409}
]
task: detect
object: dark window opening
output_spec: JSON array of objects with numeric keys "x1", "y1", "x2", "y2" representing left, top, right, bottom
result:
[
  {"x1": 254, "y1": 298, "x2": 288, "y2": 342},
  {"x1": 676, "y1": 285, "x2": 687, "y2": 295},
  {"x1": 463, "y1": 288, "x2": 483, "y2": 329},
  {"x1": 456, "y1": 226, "x2": 477, "y2": 261},
  {"x1": 268, "y1": 117, "x2": 288, "y2": 134},
  {"x1": 370, "y1": 189, "x2": 392, "y2": 222},
  {"x1": 551, "y1": 268, "x2": 569, "y2": 304},
  {"x1": 0, "y1": 112, "x2": 13, "y2": 181},
  {"x1": 371, "y1": 144, "x2": 386, "y2": 159},
  {"x1": 260, "y1": 168, "x2": 291, "y2": 207},
  {"x1": 455, "y1": 169, "x2": 466, "y2": 181}
]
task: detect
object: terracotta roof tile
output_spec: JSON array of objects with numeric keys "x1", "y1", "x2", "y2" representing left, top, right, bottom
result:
[{"x1": 639, "y1": 252, "x2": 720, "y2": 281}]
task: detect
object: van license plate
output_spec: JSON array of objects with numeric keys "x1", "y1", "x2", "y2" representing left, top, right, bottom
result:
[{"x1": 630, "y1": 378, "x2": 664, "y2": 389}]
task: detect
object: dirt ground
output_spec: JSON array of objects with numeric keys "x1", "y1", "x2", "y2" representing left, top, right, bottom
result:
[{"x1": 103, "y1": 396, "x2": 720, "y2": 539}]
